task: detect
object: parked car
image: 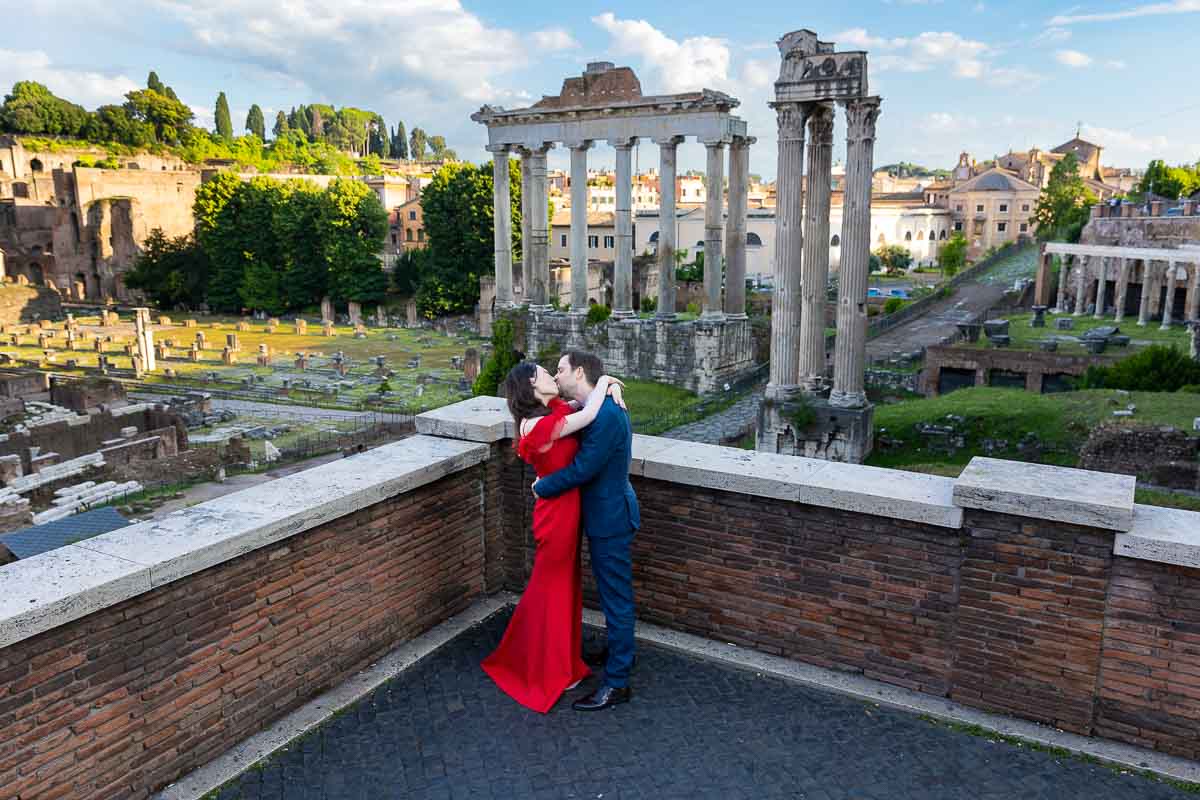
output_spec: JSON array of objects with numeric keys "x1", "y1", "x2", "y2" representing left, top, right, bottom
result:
[
  {"x1": 887, "y1": 289, "x2": 909, "y2": 299},
  {"x1": 867, "y1": 288, "x2": 882, "y2": 297}
]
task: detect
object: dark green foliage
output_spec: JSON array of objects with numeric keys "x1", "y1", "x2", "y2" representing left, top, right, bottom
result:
[
  {"x1": 124, "y1": 228, "x2": 209, "y2": 308},
  {"x1": 390, "y1": 248, "x2": 425, "y2": 296},
  {"x1": 473, "y1": 318, "x2": 519, "y2": 397},
  {"x1": 392, "y1": 122, "x2": 408, "y2": 159},
  {"x1": 272, "y1": 111, "x2": 288, "y2": 139},
  {"x1": 417, "y1": 160, "x2": 521, "y2": 317},
  {"x1": 939, "y1": 233, "x2": 968, "y2": 277},
  {"x1": 1077, "y1": 345, "x2": 1200, "y2": 392},
  {"x1": 214, "y1": 92, "x2": 233, "y2": 140},
  {"x1": 245, "y1": 104, "x2": 266, "y2": 140},
  {"x1": 1034, "y1": 153, "x2": 1095, "y2": 243},
  {"x1": 1137, "y1": 159, "x2": 1200, "y2": 200},
  {"x1": 875, "y1": 244, "x2": 912, "y2": 273},
  {"x1": 410, "y1": 127, "x2": 427, "y2": 161},
  {"x1": 586, "y1": 304, "x2": 612, "y2": 325},
  {"x1": 125, "y1": 85, "x2": 193, "y2": 144},
  {"x1": 0, "y1": 82, "x2": 89, "y2": 137},
  {"x1": 883, "y1": 296, "x2": 905, "y2": 314}
]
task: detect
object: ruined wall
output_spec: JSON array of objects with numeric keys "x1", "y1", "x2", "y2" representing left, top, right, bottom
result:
[
  {"x1": 921, "y1": 344, "x2": 1112, "y2": 396},
  {"x1": 1083, "y1": 215, "x2": 1200, "y2": 249},
  {"x1": 1079, "y1": 423, "x2": 1200, "y2": 490},
  {"x1": 0, "y1": 285, "x2": 61, "y2": 327},
  {"x1": 0, "y1": 405, "x2": 186, "y2": 469}
]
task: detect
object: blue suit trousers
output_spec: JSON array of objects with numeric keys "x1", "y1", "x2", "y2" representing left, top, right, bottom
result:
[{"x1": 589, "y1": 530, "x2": 635, "y2": 688}]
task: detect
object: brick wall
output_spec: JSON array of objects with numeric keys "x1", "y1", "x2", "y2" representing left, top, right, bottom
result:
[
  {"x1": 0, "y1": 467, "x2": 486, "y2": 800},
  {"x1": 498, "y1": 458, "x2": 1200, "y2": 763}
]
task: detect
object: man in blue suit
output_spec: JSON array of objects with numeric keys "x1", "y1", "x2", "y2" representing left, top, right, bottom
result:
[{"x1": 533, "y1": 350, "x2": 640, "y2": 711}]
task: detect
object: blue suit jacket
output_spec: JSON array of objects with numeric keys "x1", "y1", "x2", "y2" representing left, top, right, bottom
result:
[{"x1": 533, "y1": 396, "x2": 640, "y2": 539}]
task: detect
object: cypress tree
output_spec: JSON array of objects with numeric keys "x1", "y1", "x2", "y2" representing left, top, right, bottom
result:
[
  {"x1": 273, "y1": 110, "x2": 289, "y2": 139},
  {"x1": 393, "y1": 121, "x2": 408, "y2": 159},
  {"x1": 214, "y1": 92, "x2": 233, "y2": 140}
]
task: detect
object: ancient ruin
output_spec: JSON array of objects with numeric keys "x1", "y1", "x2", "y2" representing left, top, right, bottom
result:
[{"x1": 756, "y1": 30, "x2": 880, "y2": 462}]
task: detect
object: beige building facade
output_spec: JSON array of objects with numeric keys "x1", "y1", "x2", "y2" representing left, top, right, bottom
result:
[{"x1": 946, "y1": 168, "x2": 1040, "y2": 258}]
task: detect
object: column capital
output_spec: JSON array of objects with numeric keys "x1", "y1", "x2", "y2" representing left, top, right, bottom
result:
[
  {"x1": 563, "y1": 139, "x2": 593, "y2": 151},
  {"x1": 700, "y1": 136, "x2": 730, "y2": 148},
  {"x1": 770, "y1": 102, "x2": 810, "y2": 142},
  {"x1": 484, "y1": 144, "x2": 511, "y2": 155},
  {"x1": 652, "y1": 135, "x2": 684, "y2": 148},
  {"x1": 517, "y1": 141, "x2": 555, "y2": 156},
  {"x1": 732, "y1": 135, "x2": 757, "y2": 147},
  {"x1": 608, "y1": 136, "x2": 638, "y2": 149},
  {"x1": 842, "y1": 96, "x2": 882, "y2": 143},
  {"x1": 806, "y1": 103, "x2": 836, "y2": 144}
]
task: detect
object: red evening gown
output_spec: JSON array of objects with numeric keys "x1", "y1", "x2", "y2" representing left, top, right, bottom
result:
[{"x1": 482, "y1": 398, "x2": 591, "y2": 713}]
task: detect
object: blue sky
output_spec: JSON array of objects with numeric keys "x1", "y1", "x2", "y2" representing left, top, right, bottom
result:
[{"x1": 5, "y1": 1, "x2": 1199, "y2": 179}]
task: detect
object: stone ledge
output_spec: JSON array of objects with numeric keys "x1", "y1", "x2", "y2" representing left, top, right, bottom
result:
[
  {"x1": 634, "y1": 437, "x2": 963, "y2": 529},
  {"x1": 953, "y1": 457, "x2": 1135, "y2": 531},
  {"x1": 415, "y1": 396, "x2": 513, "y2": 443},
  {"x1": 0, "y1": 435, "x2": 489, "y2": 650},
  {"x1": 1114, "y1": 503, "x2": 1200, "y2": 568}
]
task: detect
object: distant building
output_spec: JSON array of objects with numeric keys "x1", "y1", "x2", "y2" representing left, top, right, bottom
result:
[
  {"x1": 390, "y1": 197, "x2": 427, "y2": 253},
  {"x1": 946, "y1": 168, "x2": 1040, "y2": 258}
]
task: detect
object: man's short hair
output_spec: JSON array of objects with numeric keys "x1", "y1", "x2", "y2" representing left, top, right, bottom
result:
[{"x1": 564, "y1": 350, "x2": 603, "y2": 386}]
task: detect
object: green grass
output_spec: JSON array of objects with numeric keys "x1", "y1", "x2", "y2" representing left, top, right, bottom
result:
[
  {"x1": 1136, "y1": 488, "x2": 1200, "y2": 512},
  {"x1": 869, "y1": 387, "x2": 1200, "y2": 475},
  {"x1": 963, "y1": 310, "x2": 1192, "y2": 355},
  {"x1": 622, "y1": 379, "x2": 742, "y2": 436}
]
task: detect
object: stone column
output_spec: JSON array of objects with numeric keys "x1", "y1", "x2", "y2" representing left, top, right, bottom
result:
[
  {"x1": 568, "y1": 141, "x2": 592, "y2": 313},
  {"x1": 519, "y1": 147, "x2": 532, "y2": 305},
  {"x1": 830, "y1": 97, "x2": 881, "y2": 409},
  {"x1": 1114, "y1": 258, "x2": 1131, "y2": 322},
  {"x1": 1093, "y1": 256, "x2": 1108, "y2": 318},
  {"x1": 1162, "y1": 261, "x2": 1178, "y2": 330},
  {"x1": 723, "y1": 136, "x2": 752, "y2": 318},
  {"x1": 1185, "y1": 261, "x2": 1200, "y2": 322},
  {"x1": 655, "y1": 136, "x2": 683, "y2": 319},
  {"x1": 702, "y1": 139, "x2": 726, "y2": 319},
  {"x1": 1074, "y1": 255, "x2": 1087, "y2": 315},
  {"x1": 766, "y1": 104, "x2": 808, "y2": 394},
  {"x1": 1137, "y1": 260, "x2": 1152, "y2": 326},
  {"x1": 527, "y1": 144, "x2": 553, "y2": 310},
  {"x1": 799, "y1": 104, "x2": 835, "y2": 392},
  {"x1": 611, "y1": 138, "x2": 635, "y2": 318},
  {"x1": 488, "y1": 146, "x2": 514, "y2": 309},
  {"x1": 1054, "y1": 254, "x2": 1068, "y2": 313}
]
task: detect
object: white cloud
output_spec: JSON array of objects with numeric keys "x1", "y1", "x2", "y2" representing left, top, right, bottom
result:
[
  {"x1": 739, "y1": 59, "x2": 773, "y2": 89},
  {"x1": 1107, "y1": 59, "x2": 1128, "y2": 69},
  {"x1": 591, "y1": 12, "x2": 732, "y2": 94},
  {"x1": 1049, "y1": 1, "x2": 1200, "y2": 25},
  {"x1": 1055, "y1": 49, "x2": 1093, "y2": 67},
  {"x1": 833, "y1": 29, "x2": 991, "y2": 80},
  {"x1": 987, "y1": 66, "x2": 1045, "y2": 87},
  {"x1": 1080, "y1": 124, "x2": 1169, "y2": 157},
  {"x1": 921, "y1": 112, "x2": 979, "y2": 133},
  {"x1": 1033, "y1": 26, "x2": 1072, "y2": 44},
  {"x1": 0, "y1": 49, "x2": 137, "y2": 108},
  {"x1": 529, "y1": 28, "x2": 579, "y2": 52}
]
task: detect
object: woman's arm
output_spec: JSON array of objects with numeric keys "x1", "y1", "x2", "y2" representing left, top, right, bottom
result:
[{"x1": 556, "y1": 375, "x2": 622, "y2": 438}]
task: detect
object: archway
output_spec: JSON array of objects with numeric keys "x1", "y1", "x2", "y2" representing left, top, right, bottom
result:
[
  {"x1": 747, "y1": 232, "x2": 762, "y2": 246},
  {"x1": 29, "y1": 158, "x2": 43, "y2": 173},
  {"x1": 830, "y1": 234, "x2": 840, "y2": 246}
]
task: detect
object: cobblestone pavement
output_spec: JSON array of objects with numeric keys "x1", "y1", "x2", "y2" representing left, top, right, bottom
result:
[
  {"x1": 661, "y1": 391, "x2": 762, "y2": 445},
  {"x1": 212, "y1": 610, "x2": 1190, "y2": 800}
]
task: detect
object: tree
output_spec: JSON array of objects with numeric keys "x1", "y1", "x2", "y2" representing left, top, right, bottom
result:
[
  {"x1": 245, "y1": 104, "x2": 266, "y2": 140},
  {"x1": 272, "y1": 110, "x2": 288, "y2": 139},
  {"x1": 393, "y1": 121, "x2": 408, "y2": 159},
  {"x1": 1136, "y1": 159, "x2": 1200, "y2": 200},
  {"x1": 938, "y1": 232, "x2": 968, "y2": 278},
  {"x1": 124, "y1": 86, "x2": 193, "y2": 144},
  {"x1": 214, "y1": 92, "x2": 233, "y2": 141},
  {"x1": 874, "y1": 244, "x2": 913, "y2": 274},
  {"x1": 1033, "y1": 152, "x2": 1095, "y2": 242},
  {"x1": 125, "y1": 229, "x2": 209, "y2": 308},
  {"x1": 428, "y1": 135, "x2": 447, "y2": 159},
  {"x1": 320, "y1": 178, "x2": 388, "y2": 304},
  {"x1": 147, "y1": 72, "x2": 166, "y2": 95},
  {"x1": 0, "y1": 81, "x2": 90, "y2": 137},
  {"x1": 85, "y1": 105, "x2": 155, "y2": 147},
  {"x1": 418, "y1": 159, "x2": 521, "y2": 316},
  {"x1": 472, "y1": 317, "x2": 520, "y2": 396},
  {"x1": 410, "y1": 127, "x2": 427, "y2": 161}
]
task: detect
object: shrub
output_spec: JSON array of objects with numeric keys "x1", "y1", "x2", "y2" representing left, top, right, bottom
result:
[
  {"x1": 685, "y1": 301, "x2": 700, "y2": 315},
  {"x1": 883, "y1": 297, "x2": 905, "y2": 314},
  {"x1": 586, "y1": 304, "x2": 612, "y2": 325},
  {"x1": 1077, "y1": 345, "x2": 1200, "y2": 392},
  {"x1": 472, "y1": 318, "x2": 521, "y2": 397},
  {"x1": 640, "y1": 296, "x2": 657, "y2": 313}
]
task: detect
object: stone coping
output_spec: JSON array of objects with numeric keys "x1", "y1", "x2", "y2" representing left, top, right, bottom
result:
[
  {"x1": 1114, "y1": 503, "x2": 1200, "y2": 568},
  {"x1": 953, "y1": 457, "x2": 1136, "y2": 531},
  {"x1": 415, "y1": 395, "x2": 512, "y2": 443},
  {"x1": 0, "y1": 435, "x2": 489, "y2": 650}
]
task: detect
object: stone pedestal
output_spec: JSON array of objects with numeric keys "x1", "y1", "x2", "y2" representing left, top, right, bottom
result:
[
  {"x1": 225, "y1": 333, "x2": 239, "y2": 352},
  {"x1": 756, "y1": 393, "x2": 874, "y2": 464},
  {"x1": 295, "y1": 319, "x2": 308, "y2": 335},
  {"x1": 321, "y1": 297, "x2": 334, "y2": 324},
  {"x1": 348, "y1": 302, "x2": 362, "y2": 327},
  {"x1": 323, "y1": 322, "x2": 335, "y2": 337}
]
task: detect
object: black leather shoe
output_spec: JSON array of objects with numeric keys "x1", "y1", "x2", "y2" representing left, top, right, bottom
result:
[
  {"x1": 572, "y1": 685, "x2": 631, "y2": 711},
  {"x1": 582, "y1": 648, "x2": 608, "y2": 667}
]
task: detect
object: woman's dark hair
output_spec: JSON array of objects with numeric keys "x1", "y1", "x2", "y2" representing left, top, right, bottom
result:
[{"x1": 502, "y1": 362, "x2": 552, "y2": 432}]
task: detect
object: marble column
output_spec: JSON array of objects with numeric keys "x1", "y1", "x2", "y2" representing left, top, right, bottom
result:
[
  {"x1": 702, "y1": 139, "x2": 726, "y2": 318},
  {"x1": 1113, "y1": 258, "x2": 1131, "y2": 323},
  {"x1": 568, "y1": 141, "x2": 591, "y2": 313},
  {"x1": 1162, "y1": 261, "x2": 1178, "y2": 330},
  {"x1": 1054, "y1": 255, "x2": 1068, "y2": 313},
  {"x1": 723, "y1": 136, "x2": 752, "y2": 318},
  {"x1": 611, "y1": 138, "x2": 636, "y2": 318},
  {"x1": 526, "y1": 144, "x2": 552, "y2": 310},
  {"x1": 830, "y1": 96, "x2": 881, "y2": 410},
  {"x1": 1073, "y1": 255, "x2": 1087, "y2": 316},
  {"x1": 798, "y1": 104, "x2": 835, "y2": 393},
  {"x1": 1138, "y1": 260, "x2": 1154, "y2": 326},
  {"x1": 519, "y1": 147, "x2": 531, "y2": 306},
  {"x1": 655, "y1": 136, "x2": 683, "y2": 319},
  {"x1": 766, "y1": 103, "x2": 808, "y2": 395},
  {"x1": 1093, "y1": 256, "x2": 1108, "y2": 318},
  {"x1": 488, "y1": 146, "x2": 514, "y2": 309},
  {"x1": 1185, "y1": 262, "x2": 1200, "y2": 322}
]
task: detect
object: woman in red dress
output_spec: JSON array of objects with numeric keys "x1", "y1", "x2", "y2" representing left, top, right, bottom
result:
[{"x1": 482, "y1": 361, "x2": 624, "y2": 713}]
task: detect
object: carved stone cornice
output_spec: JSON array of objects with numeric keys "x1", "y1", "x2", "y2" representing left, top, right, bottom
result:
[
  {"x1": 843, "y1": 96, "x2": 882, "y2": 143},
  {"x1": 652, "y1": 135, "x2": 684, "y2": 149}
]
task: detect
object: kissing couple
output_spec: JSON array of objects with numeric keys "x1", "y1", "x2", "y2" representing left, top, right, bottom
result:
[{"x1": 482, "y1": 350, "x2": 640, "y2": 713}]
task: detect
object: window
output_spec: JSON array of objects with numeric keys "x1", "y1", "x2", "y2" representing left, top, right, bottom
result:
[
  {"x1": 417, "y1": 229, "x2": 425, "y2": 242},
  {"x1": 954, "y1": 221, "x2": 963, "y2": 232},
  {"x1": 929, "y1": 229, "x2": 936, "y2": 240},
  {"x1": 1019, "y1": 223, "x2": 1028, "y2": 233},
  {"x1": 939, "y1": 230, "x2": 947, "y2": 240},
  {"x1": 391, "y1": 234, "x2": 397, "y2": 245},
  {"x1": 409, "y1": 210, "x2": 417, "y2": 220},
  {"x1": 999, "y1": 203, "x2": 1008, "y2": 212},
  {"x1": 748, "y1": 232, "x2": 763, "y2": 246},
  {"x1": 976, "y1": 204, "x2": 984, "y2": 213},
  {"x1": 406, "y1": 229, "x2": 414, "y2": 242},
  {"x1": 917, "y1": 231, "x2": 925, "y2": 240},
  {"x1": 561, "y1": 234, "x2": 568, "y2": 247},
  {"x1": 904, "y1": 231, "x2": 912, "y2": 241},
  {"x1": 648, "y1": 231, "x2": 659, "y2": 243},
  {"x1": 588, "y1": 235, "x2": 599, "y2": 248},
  {"x1": 1022, "y1": 204, "x2": 1030, "y2": 212},
  {"x1": 603, "y1": 235, "x2": 615, "y2": 249},
  {"x1": 829, "y1": 234, "x2": 839, "y2": 247},
  {"x1": 997, "y1": 222, "x2": 1007, "y2": 233},
  {"x1": 955, "y1": 204, "x2": 963, "y2": 212}
]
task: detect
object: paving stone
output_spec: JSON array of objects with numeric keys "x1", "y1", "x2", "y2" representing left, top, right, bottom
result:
[{"x1": 214, "y1": 611, "x2": 1191, "y2": 800}]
